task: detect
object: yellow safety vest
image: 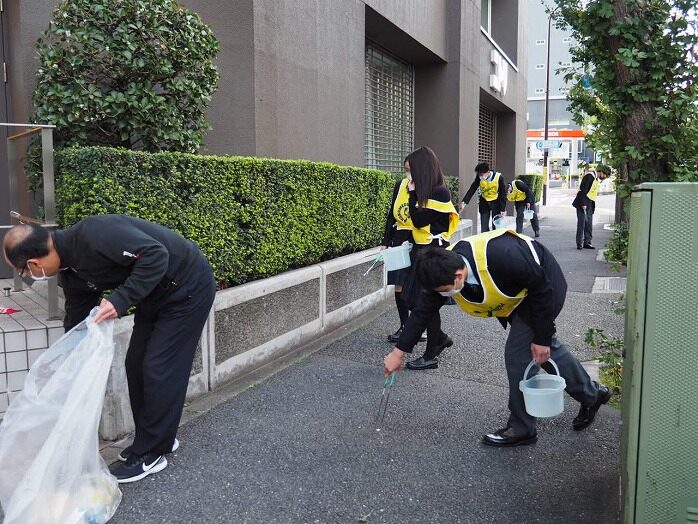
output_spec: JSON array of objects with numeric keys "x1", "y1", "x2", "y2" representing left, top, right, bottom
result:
[
  {"x1": 507, "y1": 180, "x2": 527, "y2": 202},
  {"x1": 479, "y1": 172, "x2": 501, "y2": 202},
  {"x1": 447, "y1": 229, "x2": 540, "y2": 318},
  {"x1": 392, "y1": 178, "x2": 413, "y2": 232},
  {"x1": 587, "y1": 177, "x2": 600, "y2": 201},
  {"x1": 393, "y1": 178, "x2": 460, "y2": 245}
]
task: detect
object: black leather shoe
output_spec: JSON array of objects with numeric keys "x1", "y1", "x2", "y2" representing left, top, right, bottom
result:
[
  {"x1": 482, "y1": 426, "x2": 537, "y2": 447},
  {"x1": 573, "y1": 385, "x2": 613, "y2": 430},
  {"x1": 577, "y1": 245, "x2": 583, "y2": 250},
  {"x1": 432, "y1": 335, "x2": 454, "y2": 358},
  {"x1": 534, "y1": 231, "x2": 540, "y2": 238},
  {"x1": 388, "y1": 328, "x2": 426, "y2": 343},
  {"x1": 583, "y1": 244, "x2": 595, "y2": 249},
  {"x1": 406, "y1": 357, "x2": 438, "y2": 370}
]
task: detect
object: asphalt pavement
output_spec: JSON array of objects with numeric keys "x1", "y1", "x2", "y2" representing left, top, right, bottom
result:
[{"x1": 108, "y1": 189, "x2": 625, "y2": 524}]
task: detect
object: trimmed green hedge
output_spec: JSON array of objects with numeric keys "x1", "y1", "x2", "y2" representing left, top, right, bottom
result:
[
  {"x1": 55, "y1": 147, "x2": 394, "y2": 286},
  {"x1": 518, "y1": 174, "x2": 545, "y2": 203}
]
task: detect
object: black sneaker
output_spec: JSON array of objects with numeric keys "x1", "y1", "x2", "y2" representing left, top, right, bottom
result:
[
  {"x1": 111, "y1": 453, "x2": 167, "y2": 484},
  {"x1": 118, "y1": 438, "x2": 179, "y2": 462}
]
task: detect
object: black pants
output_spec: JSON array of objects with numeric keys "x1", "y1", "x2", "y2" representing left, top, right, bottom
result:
[
  {"x1": 576, "y1": 206, "x2": 594, "y2": 247},
  {"x1": 125, "y1": 253, "x2": 216, "y2": 457},
  {"x1": 479, "y1": 201, "x2": 500, "y2": 232},
  {"x1": 515, "y1": 202, "x2": 540, "y2": 235}
]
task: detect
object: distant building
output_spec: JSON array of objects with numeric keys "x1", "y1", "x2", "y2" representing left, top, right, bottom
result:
[{"x1": 526, "y1": 0, "x2": 596, "y2": 184}]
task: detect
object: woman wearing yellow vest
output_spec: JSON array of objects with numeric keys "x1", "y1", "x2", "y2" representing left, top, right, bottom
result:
[
  {"x1": 381, "y1": 168, "x2": 422, "y2": 343},
  {"x1": 383, "y1": 230, "x2": 611, "y2": 446},
  {"x1": 398, "y1": 146, "x2": 460, "y2": 370},
  {"x1": 507, "y1": 176, "x2": 540, "y2": 237},
  {"x1": 461, "y1": 162, "x2": 507, "y2": 233},
  {"x1": 572, "y1": 166, "x2": 609, "y2": 249}
]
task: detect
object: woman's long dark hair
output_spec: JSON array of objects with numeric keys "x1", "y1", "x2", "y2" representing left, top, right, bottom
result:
[{"x1": 405, "y1": 146, "x2": 445, "y2": 207}]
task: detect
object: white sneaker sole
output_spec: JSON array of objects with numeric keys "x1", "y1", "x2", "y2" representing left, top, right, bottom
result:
[
  {"x1": 117, "y1": 456, "x2": 168, "y2": 484},
  {"x1": 118, "y1": 438, "x2": 179, "y2": 462}
]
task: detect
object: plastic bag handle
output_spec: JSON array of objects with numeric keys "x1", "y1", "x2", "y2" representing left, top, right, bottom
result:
[{"x1": 522, "y1": 358, "x2": 561, "y2": 382}]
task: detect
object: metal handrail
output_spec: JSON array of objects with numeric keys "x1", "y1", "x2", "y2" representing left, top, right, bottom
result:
[{"x1": 2, "y1": 123, "x2": 60, "y2": 320}]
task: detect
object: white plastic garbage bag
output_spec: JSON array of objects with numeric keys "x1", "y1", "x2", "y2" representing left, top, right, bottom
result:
[{"x1": 0, "y1": 309, "x2": 122, "y2": 523}]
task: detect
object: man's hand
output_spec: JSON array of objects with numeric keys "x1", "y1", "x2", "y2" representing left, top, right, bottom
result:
[
  {"x1": 379, "y1": 245, "x2": 387, "y2": 251},
  {"x1": 93, "y1": 298, "x2": 118, "y2": 324},
  {"x1": 582, "y1": 205, "x2": 587, "y2": 211},
  {"x1": 530, "y1": 343, "x2": 550, "y2": 365},
  {"x1": 525, "y1": 203, "x2": 531, "y2": 210},
  {"x1": 384, "y1": 348, "x2": 405, "y2": 376},
  {"x1": 459, "y1": 202, "x2": 465, "y2": 213}
]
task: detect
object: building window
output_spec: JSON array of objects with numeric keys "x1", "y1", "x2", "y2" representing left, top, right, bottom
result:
[
  {"x1": 577, "y1": 140, "x2": 585, "y2": 154},
  {"x1": 559, "y1": 87, "x2": 570, "y2": 93},
  {"x1": 535, "y1": 39, "x2": 546, "y2": 46},
  {"x1": 365, "y1": 43, "x2": 414, "y2": 175},
  {"x1": 560, "y1": 61, "x2": 572, "y2": 68},
  {"x1": 535, "y1": 64, "x2": 545, "y2": 70},
  {"x1": 534, "y1": 88, "x2": 545, "y2": 94},
  {"x1": 478, "y1": 104, "x2": 497, "y2": 168},
  {"x1": 562, "y1": 37, "x2": 572, "y2": 43},
  {"x1": 481, "y1": 0, "x2": 491, "y2": 33}
]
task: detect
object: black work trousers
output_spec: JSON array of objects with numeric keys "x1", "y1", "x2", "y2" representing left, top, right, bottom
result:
[
  {"x1": 576, "y1": 206, "x2": 594, "y2": 247},
  {"x1": 125, "y1": 253, "x2": 216, "y2": 457},
  {"x1": 515, "y1": 202, "x2": 540, "y2": 235}
]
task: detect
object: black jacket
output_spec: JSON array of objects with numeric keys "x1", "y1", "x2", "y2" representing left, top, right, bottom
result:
[
  {"x1": 396, "y1": 234, "x2": 567, "y2": 352},
  {"x1": 462, "y1": 171, "x2": 507, "y2": 214},
  {"x1": 572, "y1": 173, "x2": 596, "y2": 210},
  {"x1": 54, "y1": 215, "x2": 204, "y2": 330}
]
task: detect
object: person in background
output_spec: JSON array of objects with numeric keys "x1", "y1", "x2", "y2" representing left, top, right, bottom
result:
[
  {"x1": 507, "y1": 176, "x2": 540, "y2": 237},
  {"x1": 381, "y1": 164, "x2": 425, "y2": 344},
  {"x1": 2, "y1": 215, "x2": 215, "y2": 483},
  {"x1": 572, "y1": 166, "x2": 609, "y2": 249},
  {"x1": 461, "y1": 163, "x2": 507, "y2": 233},
  {"x1": 399, "y1": 146, "x2": 460, "y2": 371},
  {"x1": 383, "y1": 230, "x2": 612, "y2": 446}
]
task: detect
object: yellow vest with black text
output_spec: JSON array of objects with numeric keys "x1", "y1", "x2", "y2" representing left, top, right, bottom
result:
[
  {"x1": 394, "y1": 179, "x2": 460, "y2": 245},
  {"x1": 507, "y1": 179, "x2": 527, "y2": 202},
  {"x1": 447, "y1": 229, "x2": 540, "y2": 318},
  {"x1": 587, "y1": 177, "x2": 600, "y2": 201},
  {"x1": 392, "y1": 178, "x2": 414, "y2": 232},
  {"x1": 479, "y1": 172, "x2": 501, "y2": 202}
]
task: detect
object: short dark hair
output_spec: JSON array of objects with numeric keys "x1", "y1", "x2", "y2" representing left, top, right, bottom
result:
[
  {"x1": 3, "y1": 224, "x2": 51, "y2": 269},
  {"x1": 414, "y1": 246, "x2": 465, "y2": 289},
  {"x1": 475, "y1": 162, "x2": 490, "y2": 174}
]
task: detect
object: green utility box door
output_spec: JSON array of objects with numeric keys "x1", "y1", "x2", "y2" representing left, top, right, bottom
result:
[{"x1": 622, "y1": 183, "x2": 698, "y2": 524}]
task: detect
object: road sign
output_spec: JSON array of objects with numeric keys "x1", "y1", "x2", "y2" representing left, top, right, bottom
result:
[{"x1": 536, "y1": 140, "x2": 563, "y2": 149}]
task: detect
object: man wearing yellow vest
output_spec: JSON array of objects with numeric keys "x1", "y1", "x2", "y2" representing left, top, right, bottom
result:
[
  {"x1": 572, "y1": 166, "x2": 609, "y2": 249},
  {"x1": 507, "y1": 177, "x2": 540, "y2": 237},
  {"x1": 383, "y1": 229, "x2": 611, "y2": 447},
  {"x1": 461, "y1": 163, "x2": 507, "y2": 233}
]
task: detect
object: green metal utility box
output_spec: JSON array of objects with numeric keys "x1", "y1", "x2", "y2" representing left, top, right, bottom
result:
[{"x1": 622, "y1": 183, "x2": 698, "y2": 523}]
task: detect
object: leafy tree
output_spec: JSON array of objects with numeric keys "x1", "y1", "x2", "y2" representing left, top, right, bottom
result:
[
  {"x1": 553, "y1": 0, "x2": 698, "y2": 216},
  {"x1": 32, "y1": 0, "x2": 219, "y2": 152}
]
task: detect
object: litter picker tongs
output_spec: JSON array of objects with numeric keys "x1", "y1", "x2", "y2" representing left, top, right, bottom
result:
[{"x1": 375, "y1": 371, "x2": 396, "y2": 430}]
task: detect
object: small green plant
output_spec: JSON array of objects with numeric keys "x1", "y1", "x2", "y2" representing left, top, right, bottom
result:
[
  {"x1": 585, "y1": 327, "x2": 623, "y2": 408},
  {"x1": 604, "y1": 222, "x2": 629, "y2": 269}
]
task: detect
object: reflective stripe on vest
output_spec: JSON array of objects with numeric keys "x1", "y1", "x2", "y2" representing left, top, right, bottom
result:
[
  {"x1": 412, "y1": 198, "x2": 460, "y2": 245},
  {"x1": 507, "y1": 180, "x2": 527, "y2": 202},
  {"x1": 587, "y1": 177, "x2": 600, "y2": 201},
  {"x1": 447, "y1": 229, "x2": 540, "y2": 318},
  {"x1": 479, "y1": 172, "x2": 501, "y2": 202},
  {"x1": 392, "y1": 178, "x2": 413, "y2": 231}
]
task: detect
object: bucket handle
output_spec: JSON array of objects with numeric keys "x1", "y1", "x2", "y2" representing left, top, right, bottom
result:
[{"x1": 522, "y1": 358, "x2": 561, "y2": 382}]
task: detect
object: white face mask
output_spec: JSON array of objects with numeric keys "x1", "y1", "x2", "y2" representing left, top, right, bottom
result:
[
  {"x1": 406, "y1": 172, "x2": 412, "y2": 181},
  {"x1": 438, "y1": 281, "x2": 464, "y2": 297},
  {"x1": 479, "y1": 174, "x2": 488, "y2": 181},
  {"x1": 28, "y1": 265, "x2": 53, "y2": 282}
]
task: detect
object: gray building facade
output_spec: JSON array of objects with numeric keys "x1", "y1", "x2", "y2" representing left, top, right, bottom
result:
[{"x1": 0, "y1": 0, "x2": 527, "y2": 240}]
